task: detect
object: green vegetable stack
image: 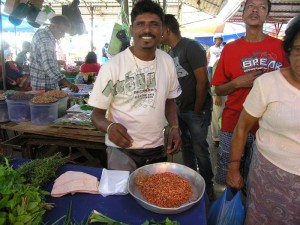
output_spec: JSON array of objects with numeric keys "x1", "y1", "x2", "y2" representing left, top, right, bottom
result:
[
  {"x1": 0, "y1": 159, "x2": 53, "y2": 225},
  {"x1": 16, "y1": 153, "x2": 69, "y2": 187}
]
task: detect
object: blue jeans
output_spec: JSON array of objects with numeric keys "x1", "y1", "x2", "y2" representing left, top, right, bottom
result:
[{"x1": 179, "y1": 110, "x2": 214, "y2": 190}]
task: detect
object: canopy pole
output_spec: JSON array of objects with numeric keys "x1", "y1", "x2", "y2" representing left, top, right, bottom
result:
[
  {"x1": 0, "y1": 7, "x2": 7, "y2": 90},
  {"x1": 90, "y1": 6, "x2": 94, "y2": 51},
  {"x1": 122, "y1": 0, "x2": 129, "y2": 24}
]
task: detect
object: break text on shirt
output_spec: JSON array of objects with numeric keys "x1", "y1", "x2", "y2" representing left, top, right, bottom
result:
[{"x1": 242, "y1": 53, "x2": 283, "y2": 73}]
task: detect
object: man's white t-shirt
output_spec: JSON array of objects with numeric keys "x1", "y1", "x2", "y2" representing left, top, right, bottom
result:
[
  {"x1": 88, "y1": 48, "x2": 181, "y2": 149},
  {"x1": 208, "y1": 45, "x2": 223, "y2": 67}
]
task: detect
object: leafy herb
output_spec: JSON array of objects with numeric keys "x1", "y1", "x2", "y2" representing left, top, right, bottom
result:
[
  {"x1": 141, "y1": 218, "x2": 181, "y2": 225},
  {"x1": 89, "y1": 210, "x2": 180, "y2": 225},
  {"x1": 0, "y1": 158, "x2": 53, "y2": 225},
  {"x1": 89, "y1": 210, "x2": 129, "y2": 225},
  {"x1": 16, "y1": 153, "x2": 69, "y2": 187},
  {"x1": 50, "y1": 201, "x2": 89, "y2": 225}
]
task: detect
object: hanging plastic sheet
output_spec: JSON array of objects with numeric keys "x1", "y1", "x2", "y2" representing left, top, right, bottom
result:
[{"x1": 62, "y1": 0, "x2": 87, "y2": 36}]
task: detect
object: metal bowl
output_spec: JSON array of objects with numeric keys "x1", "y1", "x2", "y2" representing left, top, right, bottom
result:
[{"x1": 127, "y1": 162, "x2": 205, "y2": 214}]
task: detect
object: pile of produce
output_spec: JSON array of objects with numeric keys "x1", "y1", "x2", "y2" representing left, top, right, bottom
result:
[
  {"x1": 136, "y1": 172, "x2": 193, "y2": 208},
  {"x1": 43, "y1": 90, "x2": 68, "y2": 99},
  {"x1": 31, "y1": 96, "x2": 58, "y2": 104},
  {"x1": 0, "y1": 159, "x2": 52, "y2": 225},
  {"x1": 0, "y1": 153, "x2": 69, "y2": 224},
  {"x1": 7, "y1": 93, "x2": 34, "y2": 101},
  {"x1": 16, "y1": 153, "x2": 69, "y2": 187}
]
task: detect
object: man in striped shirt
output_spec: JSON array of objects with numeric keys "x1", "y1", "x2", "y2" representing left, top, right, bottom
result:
[{"x1": 30, "y1": 15, "x2": 78, "y2": 92}]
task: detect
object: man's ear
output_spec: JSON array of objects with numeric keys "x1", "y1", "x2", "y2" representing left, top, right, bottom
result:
[{"x1": 130, "y1": 25, "x2": 133, "y2": 36}]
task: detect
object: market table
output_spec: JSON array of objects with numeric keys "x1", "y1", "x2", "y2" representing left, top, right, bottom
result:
[
  {"x1": 11, "y1": 159, "x2": 208, "y2": 225},
  {"x1": 0, "y1": 121, "x2": 106, "y2": 165}
]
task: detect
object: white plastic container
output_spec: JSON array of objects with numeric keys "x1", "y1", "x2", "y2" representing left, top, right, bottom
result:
[
  {"x1": 6, "y1": 99, "x2": 31, "y2": 122},
  {"x1": 0, "y1": 100, "x2": 9, "y2": 122},
  {"x1": 57, "y1": 96, "x2": 68, "y2": 117},
  {"x1": 30, "y1": 101, "x2": 58, "y2": 125}
]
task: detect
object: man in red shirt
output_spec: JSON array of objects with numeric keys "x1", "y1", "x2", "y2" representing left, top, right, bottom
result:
[{"x1": 211, "y1": 0, "x2": 289, "y2": 186}]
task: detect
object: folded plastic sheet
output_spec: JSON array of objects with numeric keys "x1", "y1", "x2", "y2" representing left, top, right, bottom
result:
[
  {"x1": 98, "y1": 168, "x2": 130, "y2": 197},
  {"x1": 51, "y1": 171, "x2": 99, "y2": 197}
]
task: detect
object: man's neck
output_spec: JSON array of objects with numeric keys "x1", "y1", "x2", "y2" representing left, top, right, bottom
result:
[
  {"x1": 130, "y1": 46, "x2": 156, "y2": 61},
  {"x1": 170, "y1": 35, "x2": 182, "y2": 49},
  {"x1": 244, "y1": 26, "x2": 266, "y2": 42}
]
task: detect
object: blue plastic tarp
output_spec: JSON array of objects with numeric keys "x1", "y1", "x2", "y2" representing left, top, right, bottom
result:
[
  {"x1": 2, "y1": 14, "x2": 37, "y2": 32},
  {"x1": 194, "y1": 32, "x2": 245, "y2": 46}
]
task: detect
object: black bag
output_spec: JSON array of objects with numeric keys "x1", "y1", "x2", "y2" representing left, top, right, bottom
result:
[
  {"x1": 26, "y1": 3, "x2": 41, "y2": 28},
  {"x1": 62, "y1": 0, "x2": 87, "y2": 36},
  {"x1": 8, "y1": 3, "x2": 30, "y2": 26}
]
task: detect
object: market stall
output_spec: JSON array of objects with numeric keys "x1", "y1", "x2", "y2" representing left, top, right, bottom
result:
[{"x1": 10, "y1": 158, "x2": 208, "y2": 225}]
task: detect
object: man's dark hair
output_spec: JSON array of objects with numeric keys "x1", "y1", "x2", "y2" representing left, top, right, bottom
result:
[
  {"x1": 243, "y1": 0, "x2": 272, "y2": 15},
  {"x1": 22, "y1": 41, "x2": 31, "y2": 50},
  {"x1": 85, "y1": 51, "x2": 98, "y2": 63},
  {"x1": 282, "y1": 15, "x2": 300, "y2": 56},
  {"x1": 50, "y1": 15, "x2": 71, "y2": 27},
  {"x1": 131, "y1": 0, "x2": 164, "y2": 25},
  {"x1": 164, "y1": 14, "x2": 181, "y2": 36}
]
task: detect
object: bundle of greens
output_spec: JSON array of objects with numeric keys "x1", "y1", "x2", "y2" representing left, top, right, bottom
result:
[
  {"x1": 16, "y1": 152, "x2": 69, "y2": 187},
  {"x1": 0, "y1": 159, "x2": 53, "y2": 225},
  {"x1": 89, "y1": 210, "x2": 181, "y2": 225}
]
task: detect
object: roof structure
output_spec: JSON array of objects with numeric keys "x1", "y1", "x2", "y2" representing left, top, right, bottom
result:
[{"x1": 43, "y1": 0, "x2": 299, "y2": 24}]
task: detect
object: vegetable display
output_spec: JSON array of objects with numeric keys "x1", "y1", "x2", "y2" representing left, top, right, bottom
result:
[
  {"x1": 16, "y1": 153, "x2": 69, "y2": 187},
  {"x1": 0, "y1": 159, "x2": 53, "y2": 225}
]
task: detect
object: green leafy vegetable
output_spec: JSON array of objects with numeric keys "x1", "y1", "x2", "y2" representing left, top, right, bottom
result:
[
  {"x1": 0, "y1": 158, "x2": 53, "y2": 225},
  {"x1": 141, "y1": 218, "x2": 181, "y2": 225},
  {"x1": 16, "y1": 153, "x2": 69, "y2": 187},
  {"x1": 89, "y1": 210, "x2": 129, "y2": 225}
]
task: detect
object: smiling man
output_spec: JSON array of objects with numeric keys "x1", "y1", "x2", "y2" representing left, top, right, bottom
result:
[
  {"x1": 88, "y1": 0, "x2": 182, "y2": 171},
  {"x1": 211, "y1": 0, "x2": 289, "y2": 187}
]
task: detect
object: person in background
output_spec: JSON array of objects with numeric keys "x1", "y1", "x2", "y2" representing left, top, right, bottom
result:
[
  {"x1": 227, "y1": 15, "x2": 300, "y2": 225},
  {"x1": 88, "y1": 0, "x2": 181, "y2": 172},
  {"x1": 161, "y1": 14, "x2": 215, "y2": 201},
  {"x1": 207, "y1": 33, "x2": 223, "y2": 82},
  {"x1": 15, "y1": 41, "x2": 31, "y2": 69},
  {"x1": 30, "y1": 15, "x2": 78, "y2": 92},
  {"x1": 211, "y1": 0, "x2": 289, "y2": 186},
  {"x1": 102, "y1": 43, "x2": 109, "y2": 63},
  {"x1": 80, "y1": 51, "x2": 101, "y2": 75},
  {"x1": 211, "y1": 59, "x2": 226, "y2": 147}
]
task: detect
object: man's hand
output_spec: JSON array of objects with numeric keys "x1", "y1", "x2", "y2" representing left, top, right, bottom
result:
[
  {"x1": 214, "y1": 95, "x2": 222, "y2": 106},
  {"x1": 69, "y1": 83, "x2": 79, "y2": 92},
  {"x1": 233, "y1": 70, "x2": 263, "y2": 88},
  {"x1": 226, "y1": 168, "x2": 244, "y2": 190},
  {"x1": 107, "y1": 123, "x2": 133, "y2": 148},
  {"x1": 166, "y1": 127, "x2": 181, "y2": 155}
]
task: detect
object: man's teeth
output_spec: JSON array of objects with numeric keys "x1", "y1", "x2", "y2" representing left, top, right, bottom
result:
[{"x1": 142, "y1": 36, "x2": 152, "y2": 40}]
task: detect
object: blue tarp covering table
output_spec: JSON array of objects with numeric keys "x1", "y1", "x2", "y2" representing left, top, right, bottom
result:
[{"x1": 11, "y1": 159, "x2": 208, "y2": 225}]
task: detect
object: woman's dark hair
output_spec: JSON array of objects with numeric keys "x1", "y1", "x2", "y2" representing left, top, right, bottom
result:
[
  {"x1": 131, "y1": 0, "x2": 164, "y2": 25},
  {"x1": 282, "y1": 15, "x2": 300, "y2": 55},
  {"x1": 243, "y1": 0, "x2": 272, "y2": 15},
  {"x1": 85, "y1": 51, "x2": 98, "y2": 63},
  {"x1": 164, "y1": 14, "x2": 181, "y2": 36}
]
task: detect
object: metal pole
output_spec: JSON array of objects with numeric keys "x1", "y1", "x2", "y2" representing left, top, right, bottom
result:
[
  {"x1": 0, "y1": 7, "x2": 7, "y2": 90},
  {"x1": 122, "y1": 0, "x2": 129, "y2": 25},
  {"x1": 90, "y1": 6, "x2": 94, "y2": 51}
]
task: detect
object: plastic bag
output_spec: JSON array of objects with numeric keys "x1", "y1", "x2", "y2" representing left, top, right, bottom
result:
[{"x1": 207, "y1": 188, "x2": 245, "y2": 225}]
